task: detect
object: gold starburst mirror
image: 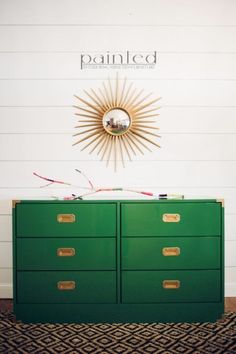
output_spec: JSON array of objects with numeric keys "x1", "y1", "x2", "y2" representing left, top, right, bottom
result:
[{"x1": 73, "y1": 74, "x2": 161, "y2": 170}]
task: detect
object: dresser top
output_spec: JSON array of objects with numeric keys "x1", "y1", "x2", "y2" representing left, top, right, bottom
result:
[{"x1": 12, "y1": 198, "x2": 223, "y2": 205}]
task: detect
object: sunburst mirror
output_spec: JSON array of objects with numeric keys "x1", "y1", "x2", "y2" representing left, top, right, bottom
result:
[{"x1": 73, "y1": 74, "x2": 161, "y2": 171}]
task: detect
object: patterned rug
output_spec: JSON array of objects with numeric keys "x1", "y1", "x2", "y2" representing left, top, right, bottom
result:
[{"x1": 0, "y1": 310, "x2": 236, "y2": 353}]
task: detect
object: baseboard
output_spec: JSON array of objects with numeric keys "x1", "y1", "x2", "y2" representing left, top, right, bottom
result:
[
  {"x1": 0, "y1": 284, "x2": 13, "y2": 298},
  {"x1": 225, "y1": 283, "x2": 236, "y2": 297},
  {"x1": 1, "y1": 283, "x2": 236, "y2": 299}
]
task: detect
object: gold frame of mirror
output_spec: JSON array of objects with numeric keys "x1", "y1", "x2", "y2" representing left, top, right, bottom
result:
[{"x1": 73, "y1": 74, "x2": 161, "y2": 171}]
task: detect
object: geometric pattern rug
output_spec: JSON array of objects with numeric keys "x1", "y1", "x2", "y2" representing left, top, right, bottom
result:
[{"x1": 0, "y1": 311, "x2": 236, "y2": 354}]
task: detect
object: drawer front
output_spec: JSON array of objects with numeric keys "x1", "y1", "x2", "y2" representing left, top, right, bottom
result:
[
  {"x1": 122, "y1": 270, "x2": 221, "y2": 303},
  {"x1": 121, "y1": 202, "x2": 221, "y2": 237},
  {"x1": 17, "y1": 238, "x2": 116, "y2": 270},
  {"x1": 17, "y1": 271, "x2": 116, "y2": 303},
  {"x1": 16, "y1": 203, "x2": 116, "y2": 237},
  {"x1": 122, "y1": 237, "x2": 220, "y2": 270}
]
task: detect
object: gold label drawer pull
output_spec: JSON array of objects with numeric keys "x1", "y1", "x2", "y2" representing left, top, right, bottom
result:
[
  {"x1": 57, "y1": 248, "x2": 76, "y2": 257},
  {"x1": 162, "y1": 247, "x2": 180, "y2": 257},
  {"x1": 57, "y1": 214, "x2": 76, "y2": 223},
  {"x1": 57, "y1": 281, "x2": 76, "y2": 290},
  {"x1": 162, "y1": 213, "x2": 180, "y2": 223},
  {"x1": 162, "y1": 280, "x2": 180, "y2": 289}
]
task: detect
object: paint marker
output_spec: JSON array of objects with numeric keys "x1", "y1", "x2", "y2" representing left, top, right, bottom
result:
[{"x1": 158, "y1": 194, "x2": 184, "y2": 200}]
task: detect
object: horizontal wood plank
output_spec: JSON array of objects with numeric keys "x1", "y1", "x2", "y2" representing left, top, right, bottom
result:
[
  {"x1": 0, "y1": 80, "x2": 236, "y2": 106},
  {"x1": 0, "y1": 133, "x2": 235, "y2": 161},
  {"x1": 1, "y1": 52, "x2": 236, "y2": 79},
  {"x1": 1, "y1": 26, "x2": 236, "y2": 52},
  {"x1": 0, "y1": 216, "x2": 12, "y2": 242},
  {"x1": 0, "y1": 0, "x2": 236, "y2": 25},
  {"x1": 0, "y1": 242, "x2": 12, "y2": 268},
  {"x1": 0, "y1": 0, "x2": 236, "y2": 296},
  {"x1": 0, "y1": 269, "x2": 12, "y2": 284},
  {"x1": 1, "y1": 106, "x2": 236, "y2": 134},
  {"x1": 0, "y1": 161, "x2": 236, "y2": 188},
  {"x1": 225, "y1": 242, "x2": 236, "y2": 267}
]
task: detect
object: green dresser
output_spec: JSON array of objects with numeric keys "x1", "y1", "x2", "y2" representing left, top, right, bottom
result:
[{"x1": 13, "y1": 199, "x2": 224, "y2": 323}]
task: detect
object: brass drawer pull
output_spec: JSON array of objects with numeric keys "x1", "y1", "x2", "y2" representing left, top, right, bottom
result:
[
  {"x1": 57, "y1": 248, "x2": 75, "y2": 257},
  {"x1": 57, "y1": 214, "x2": 76, "y2": 223},
  {"x1": 163, "y1": 280, "x2": 180, "y2": 289},
  {"x1": 57, "y1": 281, "x2": 76, "y2": 290},
  {"x1": 162, "y1": 213, "x2": 180, "y2": 223},
  {"x1": 162, "y1": 247, "x2": 180, "y2": 257}
]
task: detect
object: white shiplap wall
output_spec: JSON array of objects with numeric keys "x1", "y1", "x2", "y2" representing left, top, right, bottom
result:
[{"x1": 0, "y1": 0, "x2": 236, "y2": 298}]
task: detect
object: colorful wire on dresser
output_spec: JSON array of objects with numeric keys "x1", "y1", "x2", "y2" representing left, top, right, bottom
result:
[{"x1": 33, "y1": 170, "x2": 184, "y2": 200}]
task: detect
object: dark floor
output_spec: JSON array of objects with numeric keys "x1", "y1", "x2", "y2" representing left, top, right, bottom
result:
[{"x1": 0, "y1": 299, "x2": 12, "y2": 312}]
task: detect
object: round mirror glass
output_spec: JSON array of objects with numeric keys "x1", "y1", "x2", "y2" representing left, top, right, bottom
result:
[{"x1": 103, "y1": 108, "x2": 131, "y2": 135}]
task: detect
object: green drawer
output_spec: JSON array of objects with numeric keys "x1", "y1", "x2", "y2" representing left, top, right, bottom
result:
[
  {"x1": 122, "y1": 237, "x2": 220, "y2": 270},
  {"x1": 16, "y1": 203, "x2": 116, "y2": 237},
  {"x1": 17, "y1": 271, "x2": 116, "y2": 304},
  {"x1": 17, "y1": 238, "x2": 116, "y2": 270},
  {"x1": 122, "y1": 270, "x2": 221, "y2": 303},
  {"x1": 121, "y1": 202, "x2": 221, "y2": 237}
]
